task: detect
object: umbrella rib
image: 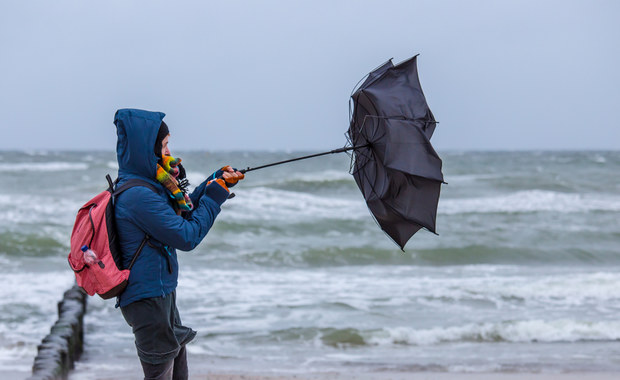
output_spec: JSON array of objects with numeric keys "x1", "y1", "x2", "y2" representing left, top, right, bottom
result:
[
  {"x1": 349, "y1": 123, "x2": 381, "y2": 175},
  {"x1": 363, "y1": 115, "x2": 438, "y2": 124},
  {"x1": 349, "y1": 57, "x2": 395, "y2": 97}
]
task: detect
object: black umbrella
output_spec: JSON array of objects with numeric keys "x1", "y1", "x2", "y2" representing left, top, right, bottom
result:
[
  {"x1": 239, "y1": 55, "x2": 443, "y2": 249},
  {"x1": 347, "y1": 55, "x2": 444, "y2": 249}
]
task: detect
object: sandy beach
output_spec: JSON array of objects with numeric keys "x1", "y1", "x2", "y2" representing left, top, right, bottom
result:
[
  {"x1": 81, "y1": 366, "x2": 620, "y2": 380},
  {"x1": 118, "y1": 371, "x2": 620, "y2": 380}
]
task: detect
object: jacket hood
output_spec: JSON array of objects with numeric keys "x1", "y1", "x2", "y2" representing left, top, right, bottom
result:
[{"x1": 114, "y1": 109, "x2": 166, "y2": 179}]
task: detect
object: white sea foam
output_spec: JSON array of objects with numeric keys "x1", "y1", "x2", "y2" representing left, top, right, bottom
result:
[
  {"x1": 444, "y1": 174, "x2": 501, "y2": 184},
  {"x1": 479, "y1": 271, "x2": 620, "y2": 306},
  {"x1": 4, "y1": 162, "x2": 89, "y2": 172},
  {"x1": 0, "y1": 272, "x2": 73, "y2": 314},
  {"x1": 0, "y1": 271, "x2": 74, "y2": 372},
  {"x1": 23, "y1": 150, "x2": 50, "y2": 156},
  {"x1": 368, "y1": 319, "x2": 620, "y2": 346},
  {"x1": 180, "y1": 266, "x2": 620, "y2": 313},
  {"x1": 279, "y1": 170, "x2": 354, "y2": 184},
  {"x1": 440, "y1": 190, "x2": 620, "y2": 214},
  {"x1": 383, "y1": 270, "x2": 620, "y2": 308},
  {"x1": 0, "y1": 193, "x2": 79, "y2": 226},
  {"x1": 0, "y1": 346, "x2": 34, "y2": 371},
  {"x1": 223, "y1": 187, "x2": 367, "y2": 222},
  {"x1": 185, "y1": 171, "x2": 207, "y2": 190},
  {"x1": 71, "y1": 360, "x2": 141, "y2": 380},
  {"x1": 591, "y1": 154, "x2": 607, "y2": 164},
  {"x1": 447, "y1": 364, "x2": 503, "y2": 373}
]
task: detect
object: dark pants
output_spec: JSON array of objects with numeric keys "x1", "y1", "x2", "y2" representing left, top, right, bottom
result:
[
  {"x1": 140, "y1": 345, "x2": 188, "y2": 380},
  {"x1": 121, "y1": 291, "x2": 196, "y2": 380}
]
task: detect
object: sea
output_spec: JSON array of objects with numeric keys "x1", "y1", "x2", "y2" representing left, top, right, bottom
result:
[{"x1": 1, "y1": 150, "x2": 620, "y2": 379}]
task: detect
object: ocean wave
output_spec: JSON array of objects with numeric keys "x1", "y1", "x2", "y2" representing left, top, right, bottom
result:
[
  {"x1": 223, "y1": 187, "x2": 368, "y2": 222},
  {"x1": 440, "y1": 190, "x2": 620, "y2": 214},
  {"x1": 444, "y1": 174, "x2": 502, "y2": 184},
  {"x1": 271, "y1": 170, "x2": 354, "y2": 185},
  {"x1": 4, "y1": 162, "x2": 89, "y2": 172},
  {"x1": 179, "y1": 267, "x2": 620, "y2": 319},
  {"x1": 590, "y1": 154, "x2": 607, "y2": 164},
  {"x1": 250, "y1": 319, "x2": 620, "y2": 348},
  {"x1": 0, "y1": 271, "x2": 74, "y2": 372},
  {"x1": 409, "y1": 245, "x2": 620, "y2": 266},
  {"x1": 22, "y1": 150, "x2": 51, "y2": 156},
  {"x1": 212, "y1": 246, "x2": 413, "y2": 267},
  {"x1": 0, "y1": 193, "x2": 76, "y2": 255},
  {"x1": 194, "y1": 237, "x2": 620, "y2": 266},
  {"x1": 370, "y1": 319, "x2": 620, "y2": 345},
  {"x1": 256, "y1": 170, "x2": 356, "y2": 192},
  {"x1": 0, "y1": 194, "x2": 79, "y2": 226},
  {"x1": 185, "y1": 171, "x2": 207, "y2": 188},
  {"x1": 0, "y1": 345, "x2": 35, "y2": 372},
  {"x1": 407, "y1": 270, "x2": 620, "y2": 308},
  {"x1": 0, "y1": 230, "x2": 68, "y2": 256},
  {"x1": 289, "y1": 170, "x2": 353, "y2": 181}
]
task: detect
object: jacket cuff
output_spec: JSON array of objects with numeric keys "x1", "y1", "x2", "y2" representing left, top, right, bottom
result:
[{"x1": 204, "y1": 182, "x2": 229, "y2": 206}]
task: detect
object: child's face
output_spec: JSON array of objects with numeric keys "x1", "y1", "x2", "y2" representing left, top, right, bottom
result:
[{"x1": 161, "y1": 134, "x2": 171, "y2": 157}]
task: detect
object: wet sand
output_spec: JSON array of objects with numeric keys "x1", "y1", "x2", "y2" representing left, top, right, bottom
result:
[
  {"x1": 70, "y1": 362, "x2": 620, "y2": 380},
  {"x1": 189, "y1": 371, "x2": 620, "y2": 380}
]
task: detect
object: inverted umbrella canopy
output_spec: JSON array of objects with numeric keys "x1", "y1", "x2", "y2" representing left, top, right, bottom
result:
[
  {"x1": 238, "y1": 54, "x2": 442, "y2": 249},
  {"x1": 348, "y1": 55, "x2": 444, "y2": 249}
]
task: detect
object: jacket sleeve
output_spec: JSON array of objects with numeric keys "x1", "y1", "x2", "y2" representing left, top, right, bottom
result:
[
  {"x1": 189, "y1": 178, "x2": 210, "y2": 206},
  {"x1": 121, "y1": 182, "x2": 230, "y2": 251}
]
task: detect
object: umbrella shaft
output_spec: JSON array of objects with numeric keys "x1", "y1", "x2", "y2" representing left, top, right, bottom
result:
[{"x1": 240, "y1": 145, "x2": 364, "y2": 174}]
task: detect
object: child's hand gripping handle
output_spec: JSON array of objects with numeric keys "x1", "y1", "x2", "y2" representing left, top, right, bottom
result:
[{"x1": 208, "y1": 166, "x2": 245, "y2": 199}]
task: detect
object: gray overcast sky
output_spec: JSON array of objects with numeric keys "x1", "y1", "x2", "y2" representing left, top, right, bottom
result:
[{"x1": 1, "y1": 0, "x2": 618, "y2": 151}]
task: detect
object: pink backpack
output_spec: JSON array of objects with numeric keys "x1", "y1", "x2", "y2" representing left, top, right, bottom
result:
[{"x1": 68, "y1": 175, "x2": 157, "y2": 299}]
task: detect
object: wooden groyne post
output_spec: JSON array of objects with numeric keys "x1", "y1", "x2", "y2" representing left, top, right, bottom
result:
[{"x1": 27, "y1": 285, "x2": 87, "y2": 380}]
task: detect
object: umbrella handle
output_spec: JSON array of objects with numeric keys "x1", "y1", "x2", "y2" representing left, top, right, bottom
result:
[{"x1": 211, "y1": 175, "x2": 238, "y2": 199}]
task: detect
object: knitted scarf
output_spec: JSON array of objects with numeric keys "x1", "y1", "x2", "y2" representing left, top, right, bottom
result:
[{"x1": 156, "y1": 155, "x2": 193, "y2": 212}]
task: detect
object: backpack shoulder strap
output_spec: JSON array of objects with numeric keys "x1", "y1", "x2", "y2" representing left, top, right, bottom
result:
[
  {"x1": 111, "y1": 177, "x2": 159, "y2": 196},
  {"x1": 105, "y1": 175, "x2": 160, "y2": 271},
  {"x1": 127, "y1": 234, "x2": 150, "y2": 270}
]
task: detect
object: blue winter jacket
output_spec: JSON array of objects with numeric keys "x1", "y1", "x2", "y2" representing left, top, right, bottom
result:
[{"x1": 113, "y1": 109, "x2": 229, "y2": 308}]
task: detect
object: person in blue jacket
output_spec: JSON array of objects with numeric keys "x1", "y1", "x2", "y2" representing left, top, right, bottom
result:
[{"x1": 113, "y1": 109, "x2": 244, "y2": 379}]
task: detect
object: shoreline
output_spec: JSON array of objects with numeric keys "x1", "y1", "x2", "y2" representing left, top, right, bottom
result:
[
  {"x1": 187, "y1": 371, "x2": 620, "y2": 380},
  {"x1": 89, "y1": 370, "x2": 620, "y2": 380}
]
